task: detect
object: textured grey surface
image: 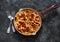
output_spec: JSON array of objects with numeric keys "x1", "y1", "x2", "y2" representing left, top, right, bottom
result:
[{"x1": 0, "y1": 0, "x2": 60, "y2": 42}]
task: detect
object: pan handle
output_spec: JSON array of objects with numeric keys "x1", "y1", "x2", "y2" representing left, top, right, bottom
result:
[{"x1": 39, "y1": 3, "x2": 59, "y2": 16}]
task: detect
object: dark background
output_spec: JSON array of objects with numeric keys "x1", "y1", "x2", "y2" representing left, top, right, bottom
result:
[{"x1": 0, "y1": 0, "x2": 60, "y2": 42}]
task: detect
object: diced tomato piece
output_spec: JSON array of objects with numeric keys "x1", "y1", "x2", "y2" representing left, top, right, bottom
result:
[
  {"x1": 20, "y1": 14, "x2": 25, "y2": 18},
  {"x1": 31, "y1": 14, "x2": 34, "y2": 18}
]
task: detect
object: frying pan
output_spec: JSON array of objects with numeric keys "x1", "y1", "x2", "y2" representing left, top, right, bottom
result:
[{"x1": 14, "y1": 3, "x2": 60, "y2": 36}]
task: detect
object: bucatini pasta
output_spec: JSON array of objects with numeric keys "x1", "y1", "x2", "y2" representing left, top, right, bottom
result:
[{"x1": 14, "y1": 8, "x2": 41, "y2": 35}]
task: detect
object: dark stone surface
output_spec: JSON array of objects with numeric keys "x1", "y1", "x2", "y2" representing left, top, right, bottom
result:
[{"x1": 0, "y1": 0, "x2": 60, "y2": 42}]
